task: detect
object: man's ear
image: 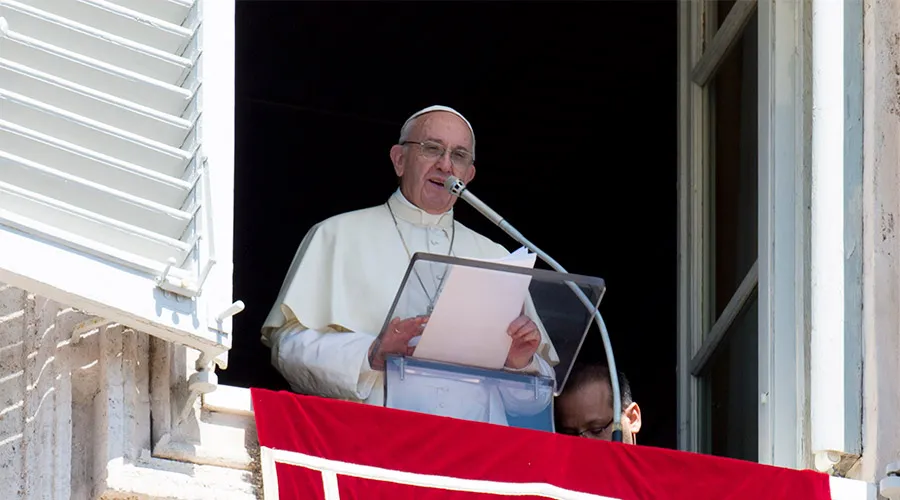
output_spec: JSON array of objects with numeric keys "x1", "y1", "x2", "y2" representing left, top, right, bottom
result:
[
  {"x1": 462, "y1": 164, "x2": 476, "y2": 184},
  {"x1": 624, "y1": 402, "x2": 641, "y2": 434},
  {"x1": 390, "y1": 145, "x2": 405, "y2": 177}
]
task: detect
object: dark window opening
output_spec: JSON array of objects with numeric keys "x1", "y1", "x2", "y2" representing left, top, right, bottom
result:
[{"x1": 225, "y1": 0, "x2": 678, "y2": 450}]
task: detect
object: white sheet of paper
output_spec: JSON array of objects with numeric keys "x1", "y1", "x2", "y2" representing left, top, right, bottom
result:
[{"x1": 411, "y1": 248, "x2": 537, "y2": 369}]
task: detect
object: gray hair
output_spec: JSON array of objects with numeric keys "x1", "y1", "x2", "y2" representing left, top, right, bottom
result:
[{"x1": 398, "y1": 105, "x2": 476, "y2": 159}]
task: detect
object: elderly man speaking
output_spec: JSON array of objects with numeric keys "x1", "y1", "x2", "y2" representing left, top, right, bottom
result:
[{"x1": 261, "y1": 105, "x2": 557, "y2": 425}]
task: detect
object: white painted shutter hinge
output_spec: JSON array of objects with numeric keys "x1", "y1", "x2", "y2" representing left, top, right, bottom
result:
[{"x1": 155, "y1": 254, "x2": 213, "y2": 298}]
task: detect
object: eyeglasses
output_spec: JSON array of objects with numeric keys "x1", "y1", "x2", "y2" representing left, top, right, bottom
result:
[
  {"x1": 401, "y1": 140, "x2": 474, "y2": 168},
  {"x1": 561, "y1": 419, "x2": 614, "y2": 440}
]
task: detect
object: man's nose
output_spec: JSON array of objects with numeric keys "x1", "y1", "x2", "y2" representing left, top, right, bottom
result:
[{"x1": 434, "y1": 150, "x2": 454, "y2": 171}]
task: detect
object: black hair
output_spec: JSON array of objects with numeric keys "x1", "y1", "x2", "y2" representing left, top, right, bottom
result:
[{"x1": 564, "y1": 362, "x2": 633, "y2": 408}]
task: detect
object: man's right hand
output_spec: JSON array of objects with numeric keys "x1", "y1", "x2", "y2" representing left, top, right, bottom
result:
[{"x1": 367, "y1": 316, "x2": 427, "y2": 371}]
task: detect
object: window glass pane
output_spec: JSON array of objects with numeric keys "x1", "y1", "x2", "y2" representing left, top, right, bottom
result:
[
  {"x1": 708, "y1": 296, "x2": 758, "y2": 461},
  {"x1": 717, "y1": 0, "x2": 737, "y2": 29},
  {"x1": 698, "y1": 3, "x2": 759, "y2": 464},
  {"x1": 712, "y1": 11, "x2": 758, "y2": 319}
]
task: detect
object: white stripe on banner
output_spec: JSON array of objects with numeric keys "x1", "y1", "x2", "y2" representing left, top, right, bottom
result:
[
  {"x1": 260, "y1": 446, "x2": 622, "y2": 500},
  {"x1": 260, "y1": 446, "x2": 280, "y2": 499},
  {"x1": 321, "y1": 470, "x2": 340, "y2": 500}
]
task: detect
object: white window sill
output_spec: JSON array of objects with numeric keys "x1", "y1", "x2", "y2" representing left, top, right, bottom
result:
[{"x1": 831, "y1": 476, "x2": 878, "y2": 500}]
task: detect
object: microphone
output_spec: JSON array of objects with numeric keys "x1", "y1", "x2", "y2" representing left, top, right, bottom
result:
[
  {"x1": 444, "y1": 175, "x2": 626, "y2": 443},
  {"x1": 444, "y1": 176, "x2": 504, "y2": 226}
]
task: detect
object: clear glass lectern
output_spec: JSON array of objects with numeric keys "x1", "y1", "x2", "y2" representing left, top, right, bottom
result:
[{"x1": 381, "y1": 252, "x2": 606, "y2": 433}]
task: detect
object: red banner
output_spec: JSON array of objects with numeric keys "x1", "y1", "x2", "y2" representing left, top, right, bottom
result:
[{"x1": 251, "y1": 388, "x2": 831, "y2": 499}]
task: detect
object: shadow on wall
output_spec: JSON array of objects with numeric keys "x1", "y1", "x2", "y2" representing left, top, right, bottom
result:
[{"x1": 0, "y1": 284, "x2": 100, "y2": 498}]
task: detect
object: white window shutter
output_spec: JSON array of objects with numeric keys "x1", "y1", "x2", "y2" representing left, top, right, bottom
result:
[{"x1": 0, "y1": 0, "x2": 238, "y2": 369}]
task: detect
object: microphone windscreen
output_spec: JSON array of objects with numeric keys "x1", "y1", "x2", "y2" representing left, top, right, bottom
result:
[{"x1": 444, "y1": 176, "x2": 465, "y2": 196}]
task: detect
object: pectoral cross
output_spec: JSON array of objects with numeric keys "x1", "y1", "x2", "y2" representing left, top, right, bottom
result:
[{"x1": 426, "y1": 272, "x2": 448, "y2": 315}]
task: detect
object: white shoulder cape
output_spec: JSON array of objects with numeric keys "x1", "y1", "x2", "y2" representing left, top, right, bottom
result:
[{"x1": 262, "y1": 195, "x2": 559, "y2": 365}]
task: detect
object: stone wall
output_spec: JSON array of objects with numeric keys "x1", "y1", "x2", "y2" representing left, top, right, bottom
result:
[
  {"x1": 0, "y1": 283, "x2": 260, "y2": 499},
  {"x1": 861, "y1": 0, "x2": 900, "y2": 487}
]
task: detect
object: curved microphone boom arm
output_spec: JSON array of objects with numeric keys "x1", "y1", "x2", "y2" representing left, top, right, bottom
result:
[{"x1": 444, "y1": 176, "x2": 625, "y2": 443}]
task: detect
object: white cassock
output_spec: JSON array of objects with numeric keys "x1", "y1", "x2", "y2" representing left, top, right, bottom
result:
[{"x1": 261, "y1": 189, "x2": 559, "y2": 425}]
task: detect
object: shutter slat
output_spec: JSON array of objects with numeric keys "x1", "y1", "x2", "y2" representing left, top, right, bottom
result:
[
  {"x1": 0, "y1": 120, "x2": 191, "y2": 207},
  {"x1": 0, "y1": 89, "x2": 192, "y2": 178},
  {"x1": 0, "y1": 208, "x2": 191, "y2": 277},
  {"x1": 0, "y1": 181, "x2": 191, "y2": 263},
  {"x1": 0, "y1": 32, "x2": 192, "y2": 115},
  {"x1": 0, "y1": 59, "x2": 193, "y2": 147},
  {"x1": 102, "y1": 0, "x2": 194, "y2": 27},
  {"x1": 21, "y1": 0, "x2": 193, "y2": 54},
  {"x1": 0, "y1": 151, "x2": 193, "y2": 238},
  {"x1": 0, "y1": 0, "x2": 192, "y2": 85}
]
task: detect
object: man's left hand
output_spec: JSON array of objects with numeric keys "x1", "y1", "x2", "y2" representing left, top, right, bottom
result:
[{"x1": 505, "y1": 314, "x2": 540, "y2": 369}]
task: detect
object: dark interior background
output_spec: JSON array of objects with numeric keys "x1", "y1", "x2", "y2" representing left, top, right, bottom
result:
[{"x1": 224, "y1": 0, "x2": 678, "y2": 450}]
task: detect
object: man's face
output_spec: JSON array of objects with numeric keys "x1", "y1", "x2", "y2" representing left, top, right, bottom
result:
[
  {"x1": 389, "y1": 111, "x2": 476, "y2": 214},
  {"x1": 555, "y1": 379, "x2": 641, "y2": 444}
]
